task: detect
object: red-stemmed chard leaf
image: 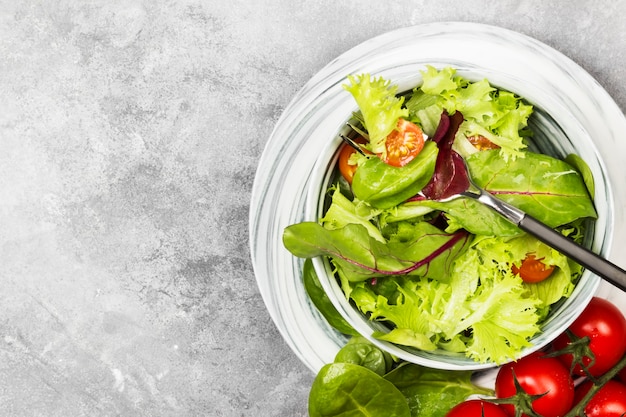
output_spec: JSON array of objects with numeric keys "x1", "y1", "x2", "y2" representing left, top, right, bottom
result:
[
  {"x1": 421, "y1": 111, "x2": 469, "y2": 200},
  {"x1": 283, "y1": 221, "x2": 471, "y2": 282}
]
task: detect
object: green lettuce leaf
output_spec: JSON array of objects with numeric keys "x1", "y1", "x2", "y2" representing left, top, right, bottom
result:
[
  {"x1": 419, "y1": 66, "x2": 459, "y2": 95},
  {"x1": 467, "y1": 149, "x2": 597, "y2": 227},
  {"x1": 493, "y1": 234, "x2": 575, "y2": 308},
  {"x1": 406, "y1": 66, "x2": 531, "y2": 161},
  {"x1": 461, "y1": 271, "x2": 540, "y2": 364},
  {"x1": 344, "y1": 235, "x2": 553, "y2": 364},
  {"x1": 343, "y1": 74, "x2": 409, "y2": 156},
  {"x1": 441, "y1": 78, "x2": 497, "y2": 120},
  {"x1": 321, "y1": 187, "x2": 384, "y2": 242},
  {"x1": 351, "y1": 140, "x2": 438, "y2": 209},
  {"x1": 283, "y1": 221, "x2": 471, "y2": 282},
  {"x1": 435, "y1": 237, "x2": 550, "y2": 363},
  {"x1": 565, "y1": 153, "x2": 596, "y2": 198},
  {"x1": 362, "y1": 278, "x2": 442, "y2": 351}
]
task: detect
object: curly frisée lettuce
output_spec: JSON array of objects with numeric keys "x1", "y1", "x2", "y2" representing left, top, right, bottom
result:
[
  {"x1": 344, "y1": 234, "x2": 570, "y2": 364},
  {"x1": 343, "y1": 74, "x2": 409, "y2": 157},
  {"x1": 283, "y1": 67, "x2": 597, "y2": 365},
  {"x1": 406, "y1": 65, "x2": 533, "y2": 161}
]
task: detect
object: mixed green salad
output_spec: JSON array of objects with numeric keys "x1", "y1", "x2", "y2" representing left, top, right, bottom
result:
[{"x1": 283, "y1": 66, "x2": 597, "y2": 365}]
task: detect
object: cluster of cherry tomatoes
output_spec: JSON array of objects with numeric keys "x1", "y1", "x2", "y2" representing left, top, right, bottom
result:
[{"x1": 446, "y1": 297, "x2": 626, "y2": 417}]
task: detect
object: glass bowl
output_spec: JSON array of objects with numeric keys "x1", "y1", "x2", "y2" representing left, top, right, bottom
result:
[{"x1": 249, "y1": 22, "x2": 626, "y2": 372}]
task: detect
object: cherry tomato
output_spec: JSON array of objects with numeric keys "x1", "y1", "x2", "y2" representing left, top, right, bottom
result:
[
  {"x1": 511, "y1": 253, "x2": 555, "y2": 283},
  {"x1": 574, "y1": 380, "x2": 626, "y2": 417},
  {"x1": 553, "y1": 297, "x2": 626, "y2": 377},
  {"x1": 338, "y1": 143, "x2": 359, "y2": 184},
  {"x1": 467, "y1": 134, "x2": 500, "y2": 150},
  {"x1": 381, "y1": 119, "x2": 425, "y2": 167},
  {"x1": 495, "y1": 352, "x2": 575, "y2": 417},
  {"x1": 445, "y1": 400, "x2": 509, "y2": 417},
  {"x1": 337, "y1": 137, "x2": 368, "y2": 184}
]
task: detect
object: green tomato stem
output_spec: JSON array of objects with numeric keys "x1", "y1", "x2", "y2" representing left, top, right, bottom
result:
[{"x1": 563, "y1": 351, "x2": 626, "y2": 417}]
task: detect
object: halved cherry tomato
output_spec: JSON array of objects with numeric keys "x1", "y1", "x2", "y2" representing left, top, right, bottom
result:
[
  {"x1": 467, "y1": 134, "x2": 500, "y2": 150},
  {"x1": 553, "y1": 297, "x2": 626, "y2": 377},
  {"x1": 445, "y1": 400, "x2": 509, "y2": 417},
  {"x1": 495, "y1": 352, "x2": 575, "y2": 417},
  {"x1": 337, "y1": 137, "x2": 367, "y2": 184},
  {"x1": 574, "y1": 380, "x2": 626, "y2": 417},
  {"x1": 381, "y1": 119, "x2": 425, "y2": 167},
  {"x1": 511, "y1": 253, "x2": 555, "y2": 283},
  {"x1": 338, "y1": 143, "x2": 358, "y2": 184}
]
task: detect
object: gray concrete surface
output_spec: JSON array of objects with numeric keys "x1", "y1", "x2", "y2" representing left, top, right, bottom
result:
[{"x1": 1, "y1": 1, "x2": 624, "y2": 416}]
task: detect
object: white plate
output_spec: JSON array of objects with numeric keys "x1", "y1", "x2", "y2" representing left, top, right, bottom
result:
[{"x1": 249, "y1": 22, "x2": 626, "y2": 373}]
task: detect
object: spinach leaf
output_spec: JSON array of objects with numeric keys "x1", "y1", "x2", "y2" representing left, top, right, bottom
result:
[
  {"x1": 309, "y1": 363, "x2": 411, "y2": 417},
  {"x1": 352, "y1": 140, "x2": 438, "y2": 209},
  {"x1": 466, "y1": 150, "x2": 597, "y2": 227},
  {"x1": 334, "y1": 336, "x2": 393, "y2": 376},
  {"x1": 384, "y1": 363, "x2": 493, "y2": 417},
  {"x1": 283, "y1": 222, "x2": 471, "y2": 282},
  {"x1": 302, "y1": 258, "x2": 358, "y2": 336}
]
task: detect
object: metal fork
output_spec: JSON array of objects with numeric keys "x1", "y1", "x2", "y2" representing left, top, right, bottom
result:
[{"x1": 451, "y1": 158, "x2": 626, "y2": 292}]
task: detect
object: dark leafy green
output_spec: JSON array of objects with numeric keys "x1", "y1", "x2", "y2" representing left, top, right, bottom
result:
[
  {"x1": 333, "y1": 336, "x2": 393, "y2": 376},
  {"x1": 309, "y1": 336, "x2": 493, "y2": 417},
  {"x1": 384, "y1": 363, "x2": 493, "y2": 417},
  {"x1": 308, "y1": 363, "x2": 411, "y2": 417},
  {"x1": 302, "y1": 258, "x2": 358, "y2": 336}
]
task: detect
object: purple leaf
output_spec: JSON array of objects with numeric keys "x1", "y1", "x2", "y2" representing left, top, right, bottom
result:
[{"x1": 422, "y1": 111, "x2": 470, "y2": 200}]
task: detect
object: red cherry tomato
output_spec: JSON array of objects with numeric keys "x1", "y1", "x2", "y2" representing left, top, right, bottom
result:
[
  {"x1": 467, "y1": 134, "x2": 500, "y2": 150},
  {"x1": 445, "y1": 399, "x2": 509, "y2": 417},
  {"x1": 495, "y1": 352, "x2": 575, "y2": 417},
  {"x1": 338, "y1": 137, "x2": 368, "y2": 184},
  {"x1": 381, "y1": 119, "x2": 425, "y2": 167},
  {"x1": 337, "y1": 143, "x2": 359, "y2": 184},
  {"x1": 511, "y1": 253, "x2": 555, "y2": 283},
  {"x1": 574, "y1": 380, "x2": 626, "y2": 417},
  {"x1": 553, "y1": 297, "x2": 626, "y2": 377}
]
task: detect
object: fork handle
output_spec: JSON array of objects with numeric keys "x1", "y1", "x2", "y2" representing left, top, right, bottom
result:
[{"x1": 519, "y1": 214, "x2": 626, "y2": 292}]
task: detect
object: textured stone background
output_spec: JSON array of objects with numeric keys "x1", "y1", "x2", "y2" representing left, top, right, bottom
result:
[{"x1": 0, "y1": 1, "x2": 625, "y2": 416}]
